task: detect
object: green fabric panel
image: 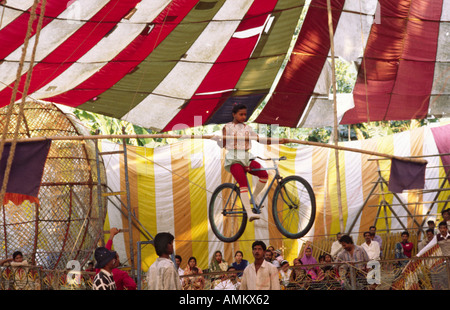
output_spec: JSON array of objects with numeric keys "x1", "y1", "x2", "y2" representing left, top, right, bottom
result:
[{"x1": 234, "y1": 2, "x2": 305, "y2": 94}]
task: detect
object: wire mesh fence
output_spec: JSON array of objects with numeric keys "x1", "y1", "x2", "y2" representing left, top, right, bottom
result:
[{"x1": 1, "y1": 255, "x2": 449, "y2": 290}]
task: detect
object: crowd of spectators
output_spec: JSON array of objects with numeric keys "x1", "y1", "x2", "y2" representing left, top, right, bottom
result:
[{"x1": 3, "y1": 210, "x2": 449, "y2": 291}]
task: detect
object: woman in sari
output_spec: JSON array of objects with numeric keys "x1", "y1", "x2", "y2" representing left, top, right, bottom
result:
[
  {"x1": 183, "y1": 257, "x2": 205, "y2": 290},
  {"x1": 209, "y1": 251, "x2": 228, "y2": 288},
  {"x1": 299, "y1": 247, "x2": 322, "y2": 280}
]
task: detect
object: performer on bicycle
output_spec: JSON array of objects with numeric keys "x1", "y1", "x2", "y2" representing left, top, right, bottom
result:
[{"x1": 215, "y1": 103, "x2": 285, "y2": 222}]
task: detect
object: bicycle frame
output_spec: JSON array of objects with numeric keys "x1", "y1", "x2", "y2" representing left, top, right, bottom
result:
[{"x1": 243, "y1": 156, "x2": 286, "y2": 213}]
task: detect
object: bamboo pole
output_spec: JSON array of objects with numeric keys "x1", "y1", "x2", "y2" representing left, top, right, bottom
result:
[
  {"x1": 326, "y1": 0, "x2": 344, "y2": 233},
  {"x1": 1, "y1": 133, "x2": 428, "y2": 165}
]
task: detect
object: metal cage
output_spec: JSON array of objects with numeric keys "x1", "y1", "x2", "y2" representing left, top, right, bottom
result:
[{"x1": 0, "y1": 102, "x2": 107, "y2": 270}]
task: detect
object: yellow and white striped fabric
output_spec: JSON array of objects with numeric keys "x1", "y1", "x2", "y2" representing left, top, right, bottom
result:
[{"x1": 101, "y1": 124, "x2": 450, "y2": 271}]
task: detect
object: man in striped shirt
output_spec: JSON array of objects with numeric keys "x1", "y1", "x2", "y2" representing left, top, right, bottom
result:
[
  {"x1": 336, "y1": 234, "x2": 369, "y2": 290},
  {"x1": 93, "y1": 247, "x2": 117, "y2": 290}
]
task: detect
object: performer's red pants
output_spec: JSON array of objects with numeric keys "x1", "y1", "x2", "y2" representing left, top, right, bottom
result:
[{"x1": 230, "y1": 161, "x2": 268, "y2": 189}]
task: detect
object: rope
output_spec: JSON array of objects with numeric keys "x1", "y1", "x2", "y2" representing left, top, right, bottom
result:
[{"x1": 0, "y1": 0, "x2": 46, "y2": 258}]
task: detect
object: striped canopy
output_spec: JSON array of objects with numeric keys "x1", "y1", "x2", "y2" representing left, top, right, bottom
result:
[
  {"x1": 0, "y1": 0, "x2": 448, "y2": 131},
  {"x1": 0, "y1": 0, "x2": 304, "y2": 131}
]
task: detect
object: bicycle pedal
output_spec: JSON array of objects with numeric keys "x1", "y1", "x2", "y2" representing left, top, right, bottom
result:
[{"x1": 252, "y1": 208, "x2": 260, "y2": 214}]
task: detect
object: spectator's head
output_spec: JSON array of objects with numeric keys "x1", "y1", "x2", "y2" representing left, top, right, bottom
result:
[
  {"x1": 401, "y1": 231, "x2": 409, "y2": 242},
  {"x1": 94, "y1": 247, "x2": 116, "y2": 270},
  {"x1": 188, "y1": 257, "x2": 197, "y2": 269},
  {"x1": 339, "y1": 234, "x2": 354, "y2": 252},
  {"x1": 264, "y1": 249, "x2": 273, "y2": 261},
  {"x1": 438, "y1": 221, "x2": 448, "y2": 235},
  {"x1": 252, "y1": 240, "x2": 267, "y2": 252},
  {"x1": 12, "y1": 251, "x2": 23, "y2": 263},
  {"x1": 425, "y1": 228, "x2": 435, "y2": 241},
  {"x1": 252, "y1": 240, "x2": 267, "y2": 260},
  {"x1": 441, "y1": 209, "x2": 450, "y2": 221},
  {"x1": 153, "y1": 232, "x2": 175, "y2": 257},
  {"x1": 363, "y1": 231, "x2": 372, "y2": 242}
]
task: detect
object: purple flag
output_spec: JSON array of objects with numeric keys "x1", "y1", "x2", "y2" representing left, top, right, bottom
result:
[
  {"x1": 0, "y1": 140, "x2": 51, "y2": 205},
  {"x1": 388, "y1": 158, "x2": 427, "y2": 193}
]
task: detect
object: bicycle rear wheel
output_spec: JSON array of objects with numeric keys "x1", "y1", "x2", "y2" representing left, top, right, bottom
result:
[
  {"x1": 209, "y1": 183, "x2": 247, "y2": 243},
  {"x1": 272, "y1": 175, "x2": 316, "y2": 239}
]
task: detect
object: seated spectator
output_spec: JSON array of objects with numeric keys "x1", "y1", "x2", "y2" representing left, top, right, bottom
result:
[
  {"x1": 321, "y1": 254, "x2": 338, "y2": 277},
  {"x1": 361, "y1": 231, "x2": 381, "y2": 261},
  {"x1": 279, "y1": 260, "x2": 292, "y2": 289},
  {"x1": 299, "y1": 246, "x2": 321, "y2": 280},
  {"x1": 214, "y1": 266, "x2": 240, "y2": 290},
  {"x1": 0, "y1": 251, "x2": 34, "y2": 290},
  {"x1": 264, "y1": 249, "x2": 280, "y2": 267},
  {"x1": 183, "y1": 266, "x2": 205, "y2": 290},
  {"x1": 395, "y1": 231, "x2": 413, "y2": 268},
  {"x1": 183, "y1": 257, "x2": 204, "y2": 290},
  {"x1": 289, "y1": 258, "x2": 306, "y2": 289},
  {"x1": 273, "y1": 249, "x2": 284, "y2": 266},
  {"x1": 175, "y1": 255, "x2": 184, "y2": 278},
  {"x1": 427, "y1": 220, "x2": 436, "y2": 232},
  {"x1": 418, "y1": 228, "x2": 435, "y2": 252},
  {"x1": 330, "y1": 233, "x2": 344, "y2": 260},
  {"x1": 231, "y1": 250, "x2": 248, "y2": 278},
  {"x1": 369, "y1": 226, "x2": 383, "y2": 258},
  {"x1": 417, "y1": 221, "x2": 450, "y2": 257},
  {"x1": 210, "y1": 250, "x2": 228, "y2": 272},
  {"x1": 209, "y1": 250, "x2": 228, "y2": 287}
]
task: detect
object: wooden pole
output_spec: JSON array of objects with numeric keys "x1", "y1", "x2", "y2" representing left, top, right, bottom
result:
[
  {"x1": 326, "y1": 0, "x2": 345, "y2": 233},
  {"x1": 1, "y1": 134, "x2": 428, "y2": 165}
]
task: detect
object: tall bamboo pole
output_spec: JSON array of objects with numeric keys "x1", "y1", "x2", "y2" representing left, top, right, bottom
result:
[
  {"x1": 326, "y1": 0, "x2": 345, "y2": 233},
  {"x1": 1, "y1": 133, "x2": 428, "y2": 165}
]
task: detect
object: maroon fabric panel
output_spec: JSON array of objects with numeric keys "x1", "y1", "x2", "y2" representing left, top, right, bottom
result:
[
  {"x1": 255, "y1": 0, "x2": 345, "y2": 127},
  {"x1": 342, "y1": 0, "x2": 443, "y2": 124},
  {"x1": 431, "y1": 124, "x2": 450, "y2": 180},
  {"x1": 0, "y1": 140, "x2": 51, "y2": 199}
]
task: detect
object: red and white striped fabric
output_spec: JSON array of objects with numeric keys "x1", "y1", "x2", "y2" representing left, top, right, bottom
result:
[{"x1": 0, "y1": 0, "x2": 303, "y2": 130}]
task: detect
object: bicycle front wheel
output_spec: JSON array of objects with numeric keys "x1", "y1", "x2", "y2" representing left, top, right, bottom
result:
[
  {"x1": 209, "y1": 183, "x2": 247, "y2": 243},
  {"x1": 272, "y1": 175, "x2": 316, "y2": 239}
]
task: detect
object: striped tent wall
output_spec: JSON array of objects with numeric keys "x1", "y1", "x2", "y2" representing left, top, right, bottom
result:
[{"x1": 101, "y1": 123, "x2": 450, "y2": 271}]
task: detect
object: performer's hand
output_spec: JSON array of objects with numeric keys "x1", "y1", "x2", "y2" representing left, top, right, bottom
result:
[{"x1": 110, "y1": 227, "x2": 120, "y2": 237}]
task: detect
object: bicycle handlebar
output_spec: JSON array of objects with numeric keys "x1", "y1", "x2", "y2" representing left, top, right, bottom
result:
[{"x1": 256, "y1": 156, "x2": 287, "y2": 161}]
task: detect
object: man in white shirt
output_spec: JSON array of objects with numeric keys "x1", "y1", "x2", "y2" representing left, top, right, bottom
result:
[
  {"x1": 361, "y1": 231, "x2": 380, "y2": 260},
  {"x1": 369, "y1": 226, "x2": 383, "y2": 258},
  {"x1": 330, "y1": 232, "x2": 343, "y2": 260},
  {"x1": 240, "y1": 241, "x2": 280, "y2": 290},
  {"x1": 175, "y1": 255, "x2": 185, "y2": 276}
]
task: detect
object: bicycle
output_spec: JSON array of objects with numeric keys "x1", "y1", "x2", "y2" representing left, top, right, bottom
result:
[{"x1": 208, "y1": 156, "x2": 316, "y2": 243}]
